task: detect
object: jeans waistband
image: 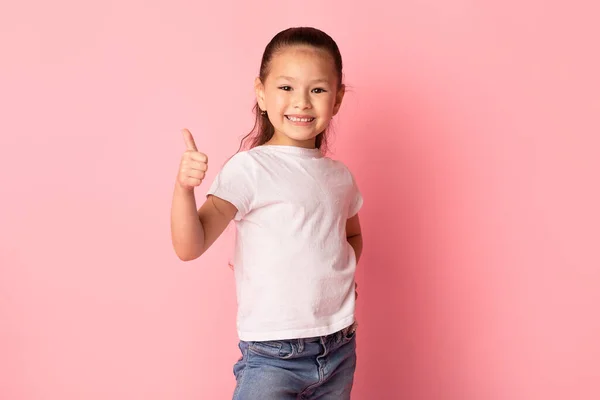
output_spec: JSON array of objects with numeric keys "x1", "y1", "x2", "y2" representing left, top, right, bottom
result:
[{"x1": 302, "y1": 322, "x2": 357, "y2": 343}]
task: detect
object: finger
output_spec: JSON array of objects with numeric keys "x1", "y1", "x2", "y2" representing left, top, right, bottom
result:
[
  {"x1": 186, "y1": 170, "x2": 206, "y2": 180},
  {"x1": 182, "y1": 129, "x2": 198, "y2": 151},
  {"x1": 184, "y1": 160, "x2": 208, "y2": 172},
  {"x1": 188, "y1": 151, "x2": 208, "y2": 163},
  {"x1": 185, "y1": 177, "x2": 203, "y2": 187}
]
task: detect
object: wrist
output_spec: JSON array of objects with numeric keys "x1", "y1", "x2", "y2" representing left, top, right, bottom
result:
[{"x1": 175, "y1": 181, "x2": 195, "y2": 195}]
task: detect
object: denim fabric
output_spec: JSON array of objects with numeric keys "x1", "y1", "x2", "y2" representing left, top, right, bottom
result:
[{"x1": 232, "y1": 325, "x2": 357, "y2": 399}]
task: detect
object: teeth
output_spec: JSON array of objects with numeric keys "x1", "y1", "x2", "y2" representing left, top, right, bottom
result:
[{"x1": 287, "y1": 116, "x2": 314, "y2": 122}]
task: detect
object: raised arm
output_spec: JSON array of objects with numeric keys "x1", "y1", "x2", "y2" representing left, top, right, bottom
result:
[{"x1": 170, "y1": 129, "x2": 237, "y2": 261}]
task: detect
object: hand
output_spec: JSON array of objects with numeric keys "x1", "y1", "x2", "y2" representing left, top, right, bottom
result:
[{"x1": 177, "y1": 129, "x2": 208, "y2": 190}]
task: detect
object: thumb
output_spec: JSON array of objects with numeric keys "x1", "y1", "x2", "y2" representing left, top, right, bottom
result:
[{"x1": 182, "y1": 129, "x2": 198, "y2": 151}]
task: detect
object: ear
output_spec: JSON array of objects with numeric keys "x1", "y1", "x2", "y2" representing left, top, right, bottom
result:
[
  {"x1": 332, "y1": 84, "x2": 346, "y2": 116},
  {"x1": 254, "y1": 77, "x2": 267, "y2": 112}
]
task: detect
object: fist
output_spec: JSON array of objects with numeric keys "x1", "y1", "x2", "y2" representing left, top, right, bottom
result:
[{"x1": 177, "y1": 129, "x2": 208, "y2": 190}]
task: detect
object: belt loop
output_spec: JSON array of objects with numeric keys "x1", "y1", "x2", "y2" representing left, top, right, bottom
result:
[{"x1": 298, "y1": 338, "x2": 305, "y2": 353}]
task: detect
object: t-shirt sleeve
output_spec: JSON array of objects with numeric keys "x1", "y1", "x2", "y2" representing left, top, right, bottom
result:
[
  {"x1": 348, "y1": 169, "x2": 363, "y2": 218},
  {"x1": 206, "y1": 152, "x2": 255, "y2": 221}
]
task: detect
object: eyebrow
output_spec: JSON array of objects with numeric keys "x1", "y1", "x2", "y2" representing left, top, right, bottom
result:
[{"x1": 276, "y1": 76, "x2": 331, "y2": 84}]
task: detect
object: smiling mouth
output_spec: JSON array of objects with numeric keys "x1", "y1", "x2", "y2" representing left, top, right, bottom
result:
[{"x1": 285, "y1": 115, "x2": 315, "y2": 122}]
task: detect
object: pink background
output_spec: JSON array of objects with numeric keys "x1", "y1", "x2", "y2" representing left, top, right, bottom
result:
[{"x1": 1, "y1": 1, "x2": 599, "y2": 399}]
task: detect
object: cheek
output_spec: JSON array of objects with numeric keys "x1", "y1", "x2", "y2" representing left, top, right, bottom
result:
[
  {"x1": 317, "y1": 96, "x2": 336, "y2": 114},
  {"x1": 268, "y1": 94, "x2": 288, "y2": 112}
]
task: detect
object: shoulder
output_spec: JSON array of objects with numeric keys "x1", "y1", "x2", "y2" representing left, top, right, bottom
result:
[
  {"x1": 225, "y1": 149, "x2": 252, "y2": 163},
  {"x1": 324, "y1": 157, "x2": 357, "y2": 179},
  {"x1": 217, "y1": 147, "x2": 278, "y2": 179},
  {"x1": 221, "y1": 149, "x2": 259, "y2": 170},
  {"x1": 228, "y1": 146, "x2": 295, "y2": 170},
  {"x1": 228, "y1": 146, "x2": 273, "y2": 163}
]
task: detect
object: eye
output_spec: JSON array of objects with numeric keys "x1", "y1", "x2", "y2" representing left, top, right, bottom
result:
[
  {"x1": 312, "y1": 88, "x2": 327, "y2": 94},
  {"x1": 278, "y1": 86, "x2": 292, "y2": 91}
]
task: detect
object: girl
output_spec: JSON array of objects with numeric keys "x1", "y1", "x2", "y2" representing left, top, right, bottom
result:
[{"x1": 171, "y1": 27, "x2": 363, "y2": 399}]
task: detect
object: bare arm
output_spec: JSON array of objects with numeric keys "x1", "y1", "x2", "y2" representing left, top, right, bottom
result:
[
  {"x1": 346, "y1": 213, "x2": 363, "y2": 300},
  {"x1": 170, "y1": 128, "x2": 237, "y2": 261},
  {"x1": 346, "y1": 213, "x2": 363, "y2": 263},
  {"x1": 170, "y1": 184, "x2": 236, "y2": 261}
]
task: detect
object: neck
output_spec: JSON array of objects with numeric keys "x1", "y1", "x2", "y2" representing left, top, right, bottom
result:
[{"x1": 266, "y1": 133, "x2": 317, "y2": 149}]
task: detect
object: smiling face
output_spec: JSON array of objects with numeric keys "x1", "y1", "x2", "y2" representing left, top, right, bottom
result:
[{"x1": 255, "y1": 45, "x2": 345, "y2": 148}]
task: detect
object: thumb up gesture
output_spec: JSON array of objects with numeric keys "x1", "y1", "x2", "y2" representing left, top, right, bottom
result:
[{"x1": 177, "y1": 129, "x2": 208, "y2": 191}]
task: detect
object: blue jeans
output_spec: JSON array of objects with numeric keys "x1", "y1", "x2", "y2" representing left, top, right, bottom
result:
[{"x1": 232, "y1": 324, "x2": 357, "y2": 399}]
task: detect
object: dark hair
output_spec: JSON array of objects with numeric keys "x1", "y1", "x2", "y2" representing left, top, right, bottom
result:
[{"x1": 238, "y1": 27, "x2": 344, "y2": 154}]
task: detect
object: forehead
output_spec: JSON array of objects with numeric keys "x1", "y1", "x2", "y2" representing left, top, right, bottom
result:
[{"x1": 267, "y1": 45, "x2": 337, "y2": 81}]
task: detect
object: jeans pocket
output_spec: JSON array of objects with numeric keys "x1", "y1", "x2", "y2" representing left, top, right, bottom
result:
[
  {"x1": 233, "y1": 342, "x2": 248, "y2": 380},
  {"x1": 248, "y1": 340, "x2": 294, "y2": 359}
]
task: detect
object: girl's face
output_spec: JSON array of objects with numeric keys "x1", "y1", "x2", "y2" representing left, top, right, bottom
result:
[{"x1": 255, "y1": 45, "x2": 345, "y2": 148}]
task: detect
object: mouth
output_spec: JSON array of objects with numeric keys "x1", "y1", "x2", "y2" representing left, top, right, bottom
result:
[{"x1": 285, "y1": 115, "x2": 315, "y2": 123}]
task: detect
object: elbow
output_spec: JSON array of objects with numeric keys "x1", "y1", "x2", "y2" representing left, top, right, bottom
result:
[
  {"x1": 172, "y1": 235, "x2": 205, "y2": 262},
  {"x1": 173, "y1": 245, "x2": 203, "y2": 262},
  {"x1": 177, "y1": 253, "x2": 197, "y2": 262}
]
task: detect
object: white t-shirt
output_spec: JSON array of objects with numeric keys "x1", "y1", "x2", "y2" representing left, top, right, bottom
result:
[{"x1": 206, "y1": 144, "x2": 363, "y2": 341}]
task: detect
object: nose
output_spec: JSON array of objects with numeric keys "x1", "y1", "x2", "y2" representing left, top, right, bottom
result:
[{"x1": 293, "y1": 91, "x2": 312, "y2": 110}]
